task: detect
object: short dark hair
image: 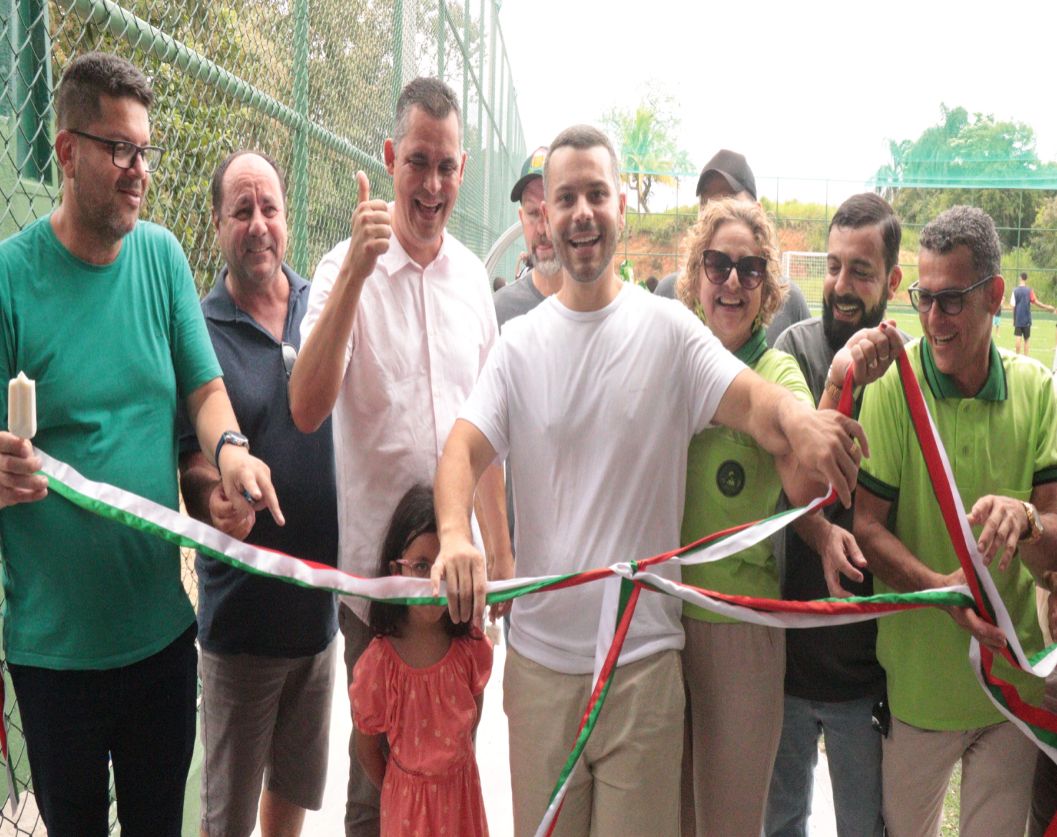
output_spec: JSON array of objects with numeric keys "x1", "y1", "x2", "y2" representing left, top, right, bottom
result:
[
  {"x1": 1020, "y1": 272, "x2": 1029, "y2": 281},
  {"x1": 55, "y1": 52, "x2": 153, "y2": 130},
  {"x1": 829, "y1": 193, "x2": 902, "y2": 274},
  {"x1": 393, "y1": 77, "x2": 461, "y2": 148},
  {"x1": 210, "y1": 150, "x2": 287, "y2": 214},
  {"x1": 919, "y1": 206, "x2": 1002, "y2": 279},
  {"x1": 368, "y1": 485, "x2": 470, "y2": 639},
  {"x1": 544, "y1": 125, "x2": 621, "y2": 194}
]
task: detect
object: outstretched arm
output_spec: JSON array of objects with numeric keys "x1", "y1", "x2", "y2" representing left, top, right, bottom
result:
[
  {"x1": 712, "y1": 369, "x2": 866, "y2": 507},
  {"x1": 179, "y1": 451, "x2": 255, "y2": 540},
  {"x1": 854, "y1": 483, "x2": 1006, "y2": 650},
  {"x1": 473, "y1": 461, "x2": 514, "y2": 620},
  {"x1": 433, "y1": 419, "x2": 500, "y2": 624},
  {"x1": 186, "y1": 378, "x2": 284, "y2": 527}
]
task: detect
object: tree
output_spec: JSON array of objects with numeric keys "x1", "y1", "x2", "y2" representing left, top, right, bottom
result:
[
  {"x1": 603, "y1": 92, "x2": 692, "y2": 213},
  {"x1": 874, "y1": 105, "x2": 1057, "y2": 252},
  {"x1": 1030, "y1": 195, "x2": 1057, "y2": 274}
]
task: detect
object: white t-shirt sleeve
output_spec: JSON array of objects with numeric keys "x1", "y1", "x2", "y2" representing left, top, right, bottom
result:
[
  {"x1": 678, "y1": 309, "x2": 746, "y2": 434},
  {"x1": 476, "y1": 264, "x2": 500, "y2": 373},
  {"x1": 459, "y1": 336, "x2": 510, "y2": 462},
  {"x1": 300, "y1": 239, "x2": 354, "y2": 368}
]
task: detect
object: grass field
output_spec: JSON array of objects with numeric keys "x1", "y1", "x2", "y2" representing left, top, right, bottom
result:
[{"x1": 805, "y1": 304, "x2": 1057, "y2": 371}]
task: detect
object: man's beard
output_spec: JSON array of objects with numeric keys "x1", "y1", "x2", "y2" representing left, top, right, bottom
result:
[
  {"x1": 533, "y1": 254, "x2": 562, "y2": 276},
  {"x1": 822, "y1": 293, "x2": 887, "y2": 353}
]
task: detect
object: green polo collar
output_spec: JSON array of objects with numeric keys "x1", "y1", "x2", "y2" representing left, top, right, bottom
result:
[
  {"x1": 920, "y1": 338, "x2": 1006, "y2": 401},
  {"x1": 733, "y1": 326, "x2": 768, "y2": 368}
]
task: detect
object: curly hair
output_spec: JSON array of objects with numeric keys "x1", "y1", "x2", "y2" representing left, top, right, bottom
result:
[
  {"x1": 919, "y1": 205, "x2": 1001, "y2": 279},
  {"x1": 676, "y1": 198, "x2": 785, "y2": 327}
]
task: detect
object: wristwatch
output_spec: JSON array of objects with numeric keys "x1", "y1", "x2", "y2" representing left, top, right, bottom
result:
[
  {"x1": 1021, "y1": 501, "x2": 1044, "y2": 545},
  {"x1": 214, "y1": 431, "x2": 249, "y2": 475}
]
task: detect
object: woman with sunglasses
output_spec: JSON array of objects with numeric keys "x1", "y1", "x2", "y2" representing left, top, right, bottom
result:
[{"x1": 675, "y1": 198, "x2": 819, "y2": 836}]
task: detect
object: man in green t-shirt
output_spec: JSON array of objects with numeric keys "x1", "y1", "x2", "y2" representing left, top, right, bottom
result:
[
  {"x1": 855, "y1": 206, "x2": 1057, "y2": 837},
  {"x1": 0, "y1": 53, "x2": 282, "y2": 835}
]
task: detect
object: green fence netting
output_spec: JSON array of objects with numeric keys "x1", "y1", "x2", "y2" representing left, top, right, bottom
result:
[{"x1": 0, "y1": 0, "x2": 523, "y2": 831}]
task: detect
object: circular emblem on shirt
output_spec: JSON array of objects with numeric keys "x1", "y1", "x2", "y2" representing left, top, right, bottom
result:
[{"x1": 716, "y1": 460, "x2": 745, "y2": 497}]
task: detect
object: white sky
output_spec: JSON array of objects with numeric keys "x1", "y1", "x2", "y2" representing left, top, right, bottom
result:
[{"x1": 499, "y1": 0, "x2": 1057, "y2": 206}]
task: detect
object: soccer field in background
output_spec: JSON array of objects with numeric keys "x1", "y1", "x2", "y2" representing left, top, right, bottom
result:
[{"x1": 810, "y1": 305, "x2": 1057, "y2": 371}]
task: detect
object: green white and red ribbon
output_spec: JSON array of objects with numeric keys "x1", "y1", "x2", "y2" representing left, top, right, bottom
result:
[{"x1": 5, "y1": 355, "x2": 1055, "y2": 830}]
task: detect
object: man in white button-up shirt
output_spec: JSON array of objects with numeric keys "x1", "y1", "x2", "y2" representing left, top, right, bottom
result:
[{"x1": 289, "y1": 76, "x2": 510, "y2": 837}]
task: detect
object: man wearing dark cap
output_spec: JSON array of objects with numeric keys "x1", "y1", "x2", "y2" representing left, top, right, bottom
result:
[
  {"x1": 494, "y1": 145, "x2": 564, "y2": 329},
  {"x1": 656, "y1": 150, "x2": 810, "y2": 346}
]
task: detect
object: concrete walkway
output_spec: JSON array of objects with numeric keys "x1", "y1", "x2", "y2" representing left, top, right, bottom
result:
[{"x1": 262, "y1": 633, "x2": 840, "y2": 837}]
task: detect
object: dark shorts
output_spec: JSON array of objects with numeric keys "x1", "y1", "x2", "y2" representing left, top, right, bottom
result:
[
  {"x1": 1016, "y1": 325, "x2": 1032, "y2": 339},
  {"x1": 8, "y1": 624, "x2": 197, "y2": 837}
]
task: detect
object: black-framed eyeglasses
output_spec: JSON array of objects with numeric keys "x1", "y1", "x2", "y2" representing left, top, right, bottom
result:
[
  {"x1": 394, "y1": 558, "x2": 433, "y2": 577},
  {"x1": 68, "y1": 129, "x2": 165, "y2": 172},
  {"x1": 281, "y1": 342, "x2": 297, "y2": 378},
  {"x1": 907, "y1": 274, "x2": 995, "y2": 316},
  {"x1": 702, "y1": 250, "x2": 768, "y2": 290}
]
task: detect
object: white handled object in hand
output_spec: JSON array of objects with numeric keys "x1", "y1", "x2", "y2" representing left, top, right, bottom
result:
[{"x1": 8, "y1": 372, "x2": 36, "y2": 440}]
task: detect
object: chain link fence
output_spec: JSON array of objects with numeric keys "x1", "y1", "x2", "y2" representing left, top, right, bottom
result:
[{"x1": 0, "y1": 0, "x2": 523, "y2": 830}]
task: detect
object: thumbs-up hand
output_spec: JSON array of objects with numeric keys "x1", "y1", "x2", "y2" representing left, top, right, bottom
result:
[{"x1": 341, "y1": 171, "x2": 391, "y2": 288}]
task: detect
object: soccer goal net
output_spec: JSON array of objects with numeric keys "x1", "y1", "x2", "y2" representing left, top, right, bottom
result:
[{"x1": 781, "y1": 251, "x2": 827, "y2": 308}]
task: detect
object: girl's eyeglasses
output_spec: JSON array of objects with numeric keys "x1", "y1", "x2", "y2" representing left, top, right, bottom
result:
[{"x1": 394, "y1": 559, "x2": 433, "y2": 577}]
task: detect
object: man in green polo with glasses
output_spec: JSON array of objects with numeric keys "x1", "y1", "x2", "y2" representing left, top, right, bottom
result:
[{"x1": 854, "y1": 205, "x2": 1057, "y2": 837}]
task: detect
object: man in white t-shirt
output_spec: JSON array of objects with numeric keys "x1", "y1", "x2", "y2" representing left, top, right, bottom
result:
[{"x1": 432, "y1": 125, "x2": 867, "y2": 835}]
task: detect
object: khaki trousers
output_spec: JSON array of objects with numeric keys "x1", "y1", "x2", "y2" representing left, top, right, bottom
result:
[
  {"x1": 504, "y1": 647, "x2": 684, "y2": 837},
  {"x1": 680, "y1": 618, "x2": 785, "y2": 837},
  {"x1": 883, "y1": 716, "x2": 1035, "y2": 837}
]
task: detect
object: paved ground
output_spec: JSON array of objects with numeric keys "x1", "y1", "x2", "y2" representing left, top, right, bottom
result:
[{"x1": 265, "y1": 631, "x2": 840, "y2": 837}]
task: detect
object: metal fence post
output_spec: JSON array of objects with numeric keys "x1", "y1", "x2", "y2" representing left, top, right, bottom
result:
[
  {"x1": 15, "y1": 0, "x2": 52, "y2": 182},
  {"x1": 392, "y1": 0, "x2": 404, "y2": 109},
  {"x1": 437, "y1": 0, "x2": 446, "y2": 81},
  {"x1": 289, "y1": 0, "x2": 310, "y2": 275}
]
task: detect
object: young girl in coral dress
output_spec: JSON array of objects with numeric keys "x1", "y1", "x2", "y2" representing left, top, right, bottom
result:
[{"x1": 351, "y1": 485, "x2": 492, "y2": 837}]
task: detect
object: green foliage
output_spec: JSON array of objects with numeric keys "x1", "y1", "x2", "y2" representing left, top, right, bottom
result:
[
  {"x1": 875, "y1": 104, "x2": 1057, "y2": 253},
  {"x1": 1030, "y1": 195, "x2": 1057, "y2": 272},
  {"x1": 760, "y1": 197, "x2": 832, "y2": 253},
  {"x1": 603, "y1": 91, "x2": 693, "y2": 213}
]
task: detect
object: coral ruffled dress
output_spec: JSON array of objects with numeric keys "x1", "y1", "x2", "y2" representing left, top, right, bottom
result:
[{"x1": 351, "y1": 634, "x2": 493, "y2": 837}]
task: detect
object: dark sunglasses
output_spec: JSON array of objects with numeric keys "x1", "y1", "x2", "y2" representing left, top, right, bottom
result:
[
  {"x1": 702, "y1": 250, "x2": 767, "y2": 290},
  {"x1": 281, "y1": 342, "x2": 297, "y2": 378},
  {"x1": 907, "y1": 274, "x2": 994, "y2": 316}
]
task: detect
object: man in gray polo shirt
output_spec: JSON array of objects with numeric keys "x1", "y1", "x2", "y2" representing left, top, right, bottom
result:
[
  {"x1": 179, "y1": 150, "x2": 339, "y2": 836},
  {"x1": 493, "y1": 145, "x2": 564, "y2": 330}
]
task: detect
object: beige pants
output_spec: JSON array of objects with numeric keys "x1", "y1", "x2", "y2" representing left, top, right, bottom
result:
[
  {"x1": 680, "y1": 618, "x2": 785, "y2": 837},
  {"x1": 504, "y1": 647, "x2": 684, "y2": 837},
  {"x1": 883, "y1": 716, "x2": 1035, "y2": 837}
]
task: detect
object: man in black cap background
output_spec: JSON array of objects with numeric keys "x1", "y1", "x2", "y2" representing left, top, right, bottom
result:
[
  {"x1": 656, "y1": 149, "x2": 810, "y2": 346},
  {"x1": 494, "y1": 145, "x2": 564, "y2": 329}
]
